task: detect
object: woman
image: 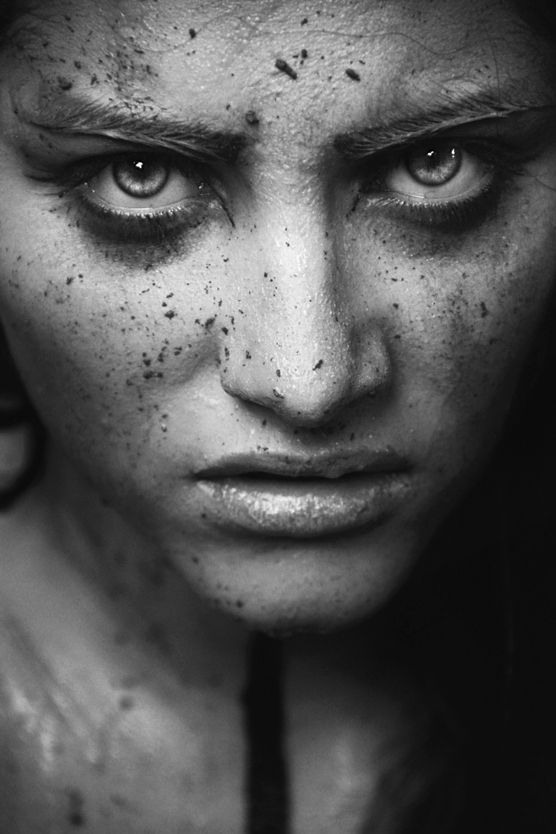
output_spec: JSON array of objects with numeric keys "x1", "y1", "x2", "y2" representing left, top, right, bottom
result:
[{"x1": 1, "y1": 0, "x2": 556, "y2": 830}]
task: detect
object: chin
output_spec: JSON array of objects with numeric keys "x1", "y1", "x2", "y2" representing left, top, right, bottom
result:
[{"x1": 179, "y1": 545, "x2": 413, "y2": 636}]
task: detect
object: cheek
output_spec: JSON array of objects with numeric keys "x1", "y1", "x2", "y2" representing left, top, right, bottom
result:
[
  {"x1": 0, "y1": 243, "x2": 230, "y2": 472},
  {"x1": 344, "y1": 210, "x2": 556, "y2": 440}
]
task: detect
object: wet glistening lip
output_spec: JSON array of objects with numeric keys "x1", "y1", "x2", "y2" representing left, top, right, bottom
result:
[{"x1": 194, "y1": 450, "x2": 412, "y2": 539}]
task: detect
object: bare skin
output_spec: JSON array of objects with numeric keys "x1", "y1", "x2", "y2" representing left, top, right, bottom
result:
[{"x1": 1, "y1": 0, "x2": 556, "y2": 830}]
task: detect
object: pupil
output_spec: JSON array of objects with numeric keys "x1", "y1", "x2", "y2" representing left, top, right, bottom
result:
[
  {"x1": 407, "y1": 145, "x2": 461, "y2": 187},
  {"x1": 113, "y1": 158, "x2": 169, "y2": 198}
]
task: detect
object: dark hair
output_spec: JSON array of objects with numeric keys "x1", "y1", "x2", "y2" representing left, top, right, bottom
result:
[{"x1": 0, "y1": 5, "x2": 556, "y2": 830}]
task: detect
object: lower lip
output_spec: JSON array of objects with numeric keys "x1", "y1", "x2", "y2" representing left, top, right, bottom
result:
[{"x1": 195, "y1": 473, "x2": 410, "y2": 538}]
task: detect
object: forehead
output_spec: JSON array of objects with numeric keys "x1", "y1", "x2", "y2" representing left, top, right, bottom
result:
[{"x1": 3, "y1": 0, "x2": 554, "y2": 145}]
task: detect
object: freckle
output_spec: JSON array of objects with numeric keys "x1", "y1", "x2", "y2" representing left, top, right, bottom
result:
[
  {"x1": 245, "y1": 350, "x2": 252, "y2": 359},
  {"x1": 480, "y1": 302, "x2": 489, "y2": 317},
  {"x1": 221, "y1": 326, "x2": 229, "y2": 335},
  {"x1": 236, "y1": 600, "x2": 244, "y2": 609},
  {"x1": 164, "y1": 310, "x2": 176, "y2": 319},
  {"x1": 313, "y1": 359, "x2": 323, "y2": 370},
  {"x1": 393, "y1": 303, "x2": 399, "y2": 309},
  {"x1": 276, "y1": 369, "x2": 281, "y2": 377},
  {"x1": 189, "y1": 27, "x2": 197, "y2": 38},
  {"x1": 57, "y1": 75, "x2": 73, "y2": 90},
  {"x1": 204, "y1": 317, "x2": 215, "y2": 330},
  {"x1": 345, "y1": 68, "x2": 361, "y2": 81}
]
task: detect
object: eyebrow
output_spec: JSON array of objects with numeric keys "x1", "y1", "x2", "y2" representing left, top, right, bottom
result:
[
  {"x1": 17, "y1": 94, "x2": 247, "y2": 163},
  {"x1": 334, "y1": 93, "x2": 556, "y2": 159},
  {"x1": 15, "y1": 88, "x2": 555, "y2": 165}
]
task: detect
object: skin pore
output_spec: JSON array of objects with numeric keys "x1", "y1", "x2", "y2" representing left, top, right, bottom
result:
[{"x1": 0, "y1": 0, "x2": 556, "y2": 831}]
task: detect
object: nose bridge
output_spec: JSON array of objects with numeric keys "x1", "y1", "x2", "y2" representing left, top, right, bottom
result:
[
  {"x1": 262, "y1": 194, "x2": 347, "y2": 372},
  {"x1": 220, "y1": 184, "x2": 388, "y2": 426}
]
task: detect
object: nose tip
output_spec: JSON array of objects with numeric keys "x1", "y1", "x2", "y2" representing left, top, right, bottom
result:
[{"x1": 220, "y1": 324, "x2": 391, "y2": 429}]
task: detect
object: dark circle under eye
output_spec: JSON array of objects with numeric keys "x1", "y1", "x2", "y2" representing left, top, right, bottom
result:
[
  {"x1": 112, "y1": 158, "x2": 170, "y2": 199},
  {"x1": 405, "y1": 145, "x2": 462, "y2": 187}
]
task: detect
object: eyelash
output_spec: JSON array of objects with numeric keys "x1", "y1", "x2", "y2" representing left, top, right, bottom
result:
[{"x1": 358, "y1": 139, "x2": 527, "y2": 230}]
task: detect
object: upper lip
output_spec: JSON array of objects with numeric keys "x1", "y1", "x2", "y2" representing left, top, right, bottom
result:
[{"x1": 195, "y1": 448, "x2": 411, "y2": 480}]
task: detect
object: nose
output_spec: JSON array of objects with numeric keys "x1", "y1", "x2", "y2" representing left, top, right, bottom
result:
[{"x1": 220, "y1": 195, "x2": 391, "y2": 428}]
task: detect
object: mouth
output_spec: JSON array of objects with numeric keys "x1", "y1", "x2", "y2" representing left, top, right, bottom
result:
[{"x1": 194, "y1": 451, "x2": 412, "y2": 539}]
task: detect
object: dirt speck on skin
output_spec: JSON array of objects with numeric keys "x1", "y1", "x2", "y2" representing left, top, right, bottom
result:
[
  {"x1": 145, "y1": 622, "x2": 171, "y2": 656},
  {"x1": 66, "y1": 788, "x2": 85, "y2": 827},
  {"x1": 57, "y1": 75, "x2": 73, "y2": 90},
  {"x1": 275, "y1": 58, "x2": 298, "y2": 80},
  {"x1": 345, "y1": 68, "x2": 361, "y2": 81},
  {"x1": 245, "y1": 110, "x2": 260, "y2": 125},
  {"x1": 313, "y1": 359, "x2": 323, "y2": 370},
  {"x1": 119, "y1": 695, "x2": 135, "y2": 711}
]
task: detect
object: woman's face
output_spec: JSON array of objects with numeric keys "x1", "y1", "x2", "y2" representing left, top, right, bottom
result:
[{"x1": 0, "y1": 0, "x2": 555, "y2": 631}]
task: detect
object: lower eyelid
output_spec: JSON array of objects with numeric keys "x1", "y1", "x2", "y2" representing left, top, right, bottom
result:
[
  {"x1": 358, "y1": 169, "x2": 505, "y2": 231},
  {"x1": 70, "y1": 187, "x2": 216, "y2": 244}
]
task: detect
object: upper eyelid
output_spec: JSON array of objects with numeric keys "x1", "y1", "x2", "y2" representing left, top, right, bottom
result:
[
  {"x1": 39, "y1": 148, "x2": 208, "y2": 190},
  {"x1": 353, "y1": 137, "x2": 531, "y2": 185}
]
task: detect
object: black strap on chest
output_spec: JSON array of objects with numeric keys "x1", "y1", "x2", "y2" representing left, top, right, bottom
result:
[{"x1": 243, "y1": 632, "x2": 289, "y2": 834}]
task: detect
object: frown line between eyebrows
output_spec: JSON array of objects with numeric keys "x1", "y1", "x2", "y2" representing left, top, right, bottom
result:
[{"x1": 15, "y1": 93, "x2": 248, "y2": 163}]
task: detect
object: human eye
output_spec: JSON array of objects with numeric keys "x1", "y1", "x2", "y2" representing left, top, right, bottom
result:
[
  {"x1": 359, "y1": 138, "x2": 522, "y2": 229},
  {"x1": 42, "y1": 150, "x2": 223, "y2": 245}
]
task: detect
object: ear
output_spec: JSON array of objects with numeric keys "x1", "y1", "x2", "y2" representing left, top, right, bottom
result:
[{"x1": 0, "y1": 324, "x2": 28, "y2": 424}]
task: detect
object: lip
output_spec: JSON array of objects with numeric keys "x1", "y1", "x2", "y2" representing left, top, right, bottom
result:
[{"x1": 195, "y1": 450, "x2": 411, "y2": 539}]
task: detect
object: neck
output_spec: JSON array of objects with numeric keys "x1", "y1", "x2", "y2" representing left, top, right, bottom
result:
[{"x1": 24, "y1": 440, "x2": 250, "y2": 684}]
